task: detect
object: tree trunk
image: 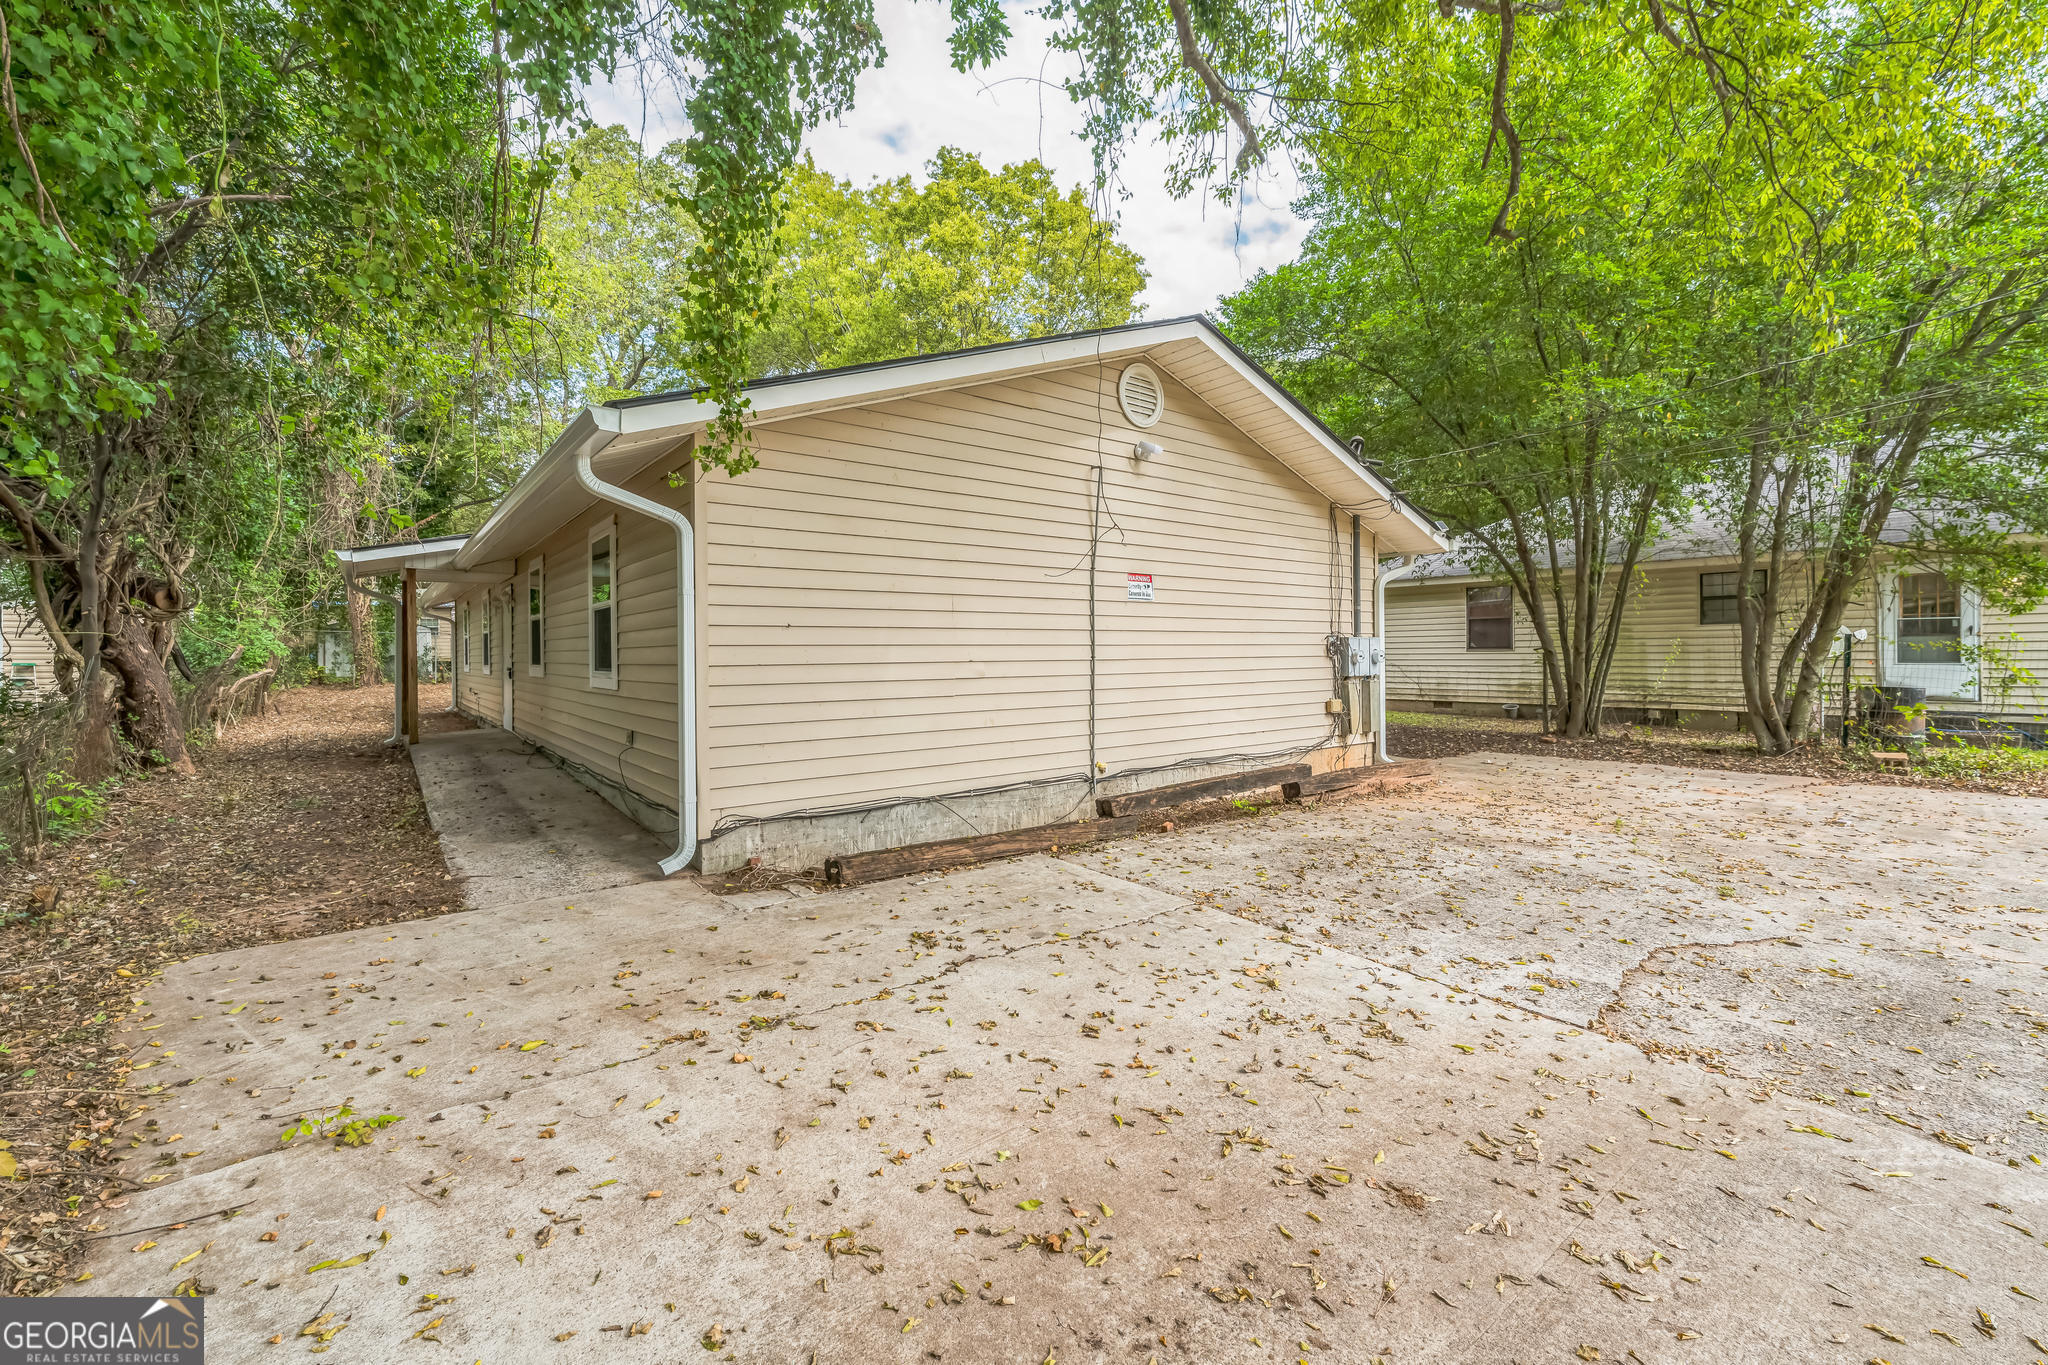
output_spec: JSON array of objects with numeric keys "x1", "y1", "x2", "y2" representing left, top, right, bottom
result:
[
  {"x1": 71, "y1": 669, "x2": 124, "y2": 784},
  {"x1": 100, "y1": 610, "x2": 194, "y2": 775},
  {"x1": 348, "y1": 585, "x2": 380, "y2": 685}
]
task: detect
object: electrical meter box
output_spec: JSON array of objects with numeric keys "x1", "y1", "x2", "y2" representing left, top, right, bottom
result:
[{"x1": 1342, "y1": 635, "x2": 1382, "y2": 678}]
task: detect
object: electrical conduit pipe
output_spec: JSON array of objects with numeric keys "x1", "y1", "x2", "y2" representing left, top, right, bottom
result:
[
  {"x1": 573, "y1": 429, "x2": 698, "y2": 877},
  {"x1": 1372, "y1": 554, "x2": 1420, "y2": 765}
]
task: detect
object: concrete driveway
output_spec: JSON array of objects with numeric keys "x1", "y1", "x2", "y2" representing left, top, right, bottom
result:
[{"x1": 63, "y1": 742, "x2": 2048, "y2": 1363}]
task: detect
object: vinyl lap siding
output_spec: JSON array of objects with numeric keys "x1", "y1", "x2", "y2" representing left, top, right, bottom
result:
[
  {"x1": 454, "y1": 460, "x2": 689, "y2": 823},
  {"x1": 1, "y1": 609, "x2": 60, "y2": 692},
  {"x1": 1383, "y1": 581, "x2": 1541, "y2": 706},
  {"x1": 1601, "y1": 568, "x2": 1766, "y2": 708},
  {"x1": 1980, "y1": 600, "x2": 2048, "y2": 717},
  {"x1": 697, "y1": 361, "x2": 1352, "y2": 828},
  {"x1": 1385, "y1": 561, "x2": 1922, "y2": 716}
]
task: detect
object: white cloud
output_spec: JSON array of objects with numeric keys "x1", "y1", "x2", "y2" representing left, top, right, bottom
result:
[{"x1": 580, "y1": 0, "x2": 1306, "y2": 317}]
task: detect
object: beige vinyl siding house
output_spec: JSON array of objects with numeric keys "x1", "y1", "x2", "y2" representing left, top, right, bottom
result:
[
  {"x1": 694, "y1": 364, "x2": 1346, "y2": 823},
  {"x1": 1386, "y1": 529, "x2": 2048, "y2": 731},
  {"x1": 356, "y1": 317, "x2": 1445, "y2": 874}
]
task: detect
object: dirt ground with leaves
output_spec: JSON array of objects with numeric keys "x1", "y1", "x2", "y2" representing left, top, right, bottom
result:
[
  {"x1": 0, "y1": 686, "x2": 470, "y2": 1294},
  {"x1": 1389, "y1": 709, "x2": 2048, "y2": 799},
  {"x1": 35, "y1": 727, "x2": 2048, "y2": 1361}
]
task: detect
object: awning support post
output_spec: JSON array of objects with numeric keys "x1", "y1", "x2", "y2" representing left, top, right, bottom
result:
[{"x1": 402, "y1": 567, "x2": 421, "y2": 744}]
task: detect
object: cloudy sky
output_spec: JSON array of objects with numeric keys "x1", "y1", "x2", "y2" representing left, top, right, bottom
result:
[{"x1": 581, "y1": 0, "x2": 1308, "y2": 317}]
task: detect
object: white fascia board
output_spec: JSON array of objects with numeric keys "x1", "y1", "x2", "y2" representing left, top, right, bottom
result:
[
  {"x1": 425, "y1": 566, "x2": 518, "y2": 586},
  {"x1": 334, "y1": 539, "x2": 468, "y2": 578},
  {"x1": 604, "y1": 319, "x2": 1446, "y2": 552}
]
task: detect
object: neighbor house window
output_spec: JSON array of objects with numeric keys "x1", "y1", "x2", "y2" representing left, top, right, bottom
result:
[
  {"x1": 527, "y1": 560, "x2": 545, "y2": 675},
  {"x1": 1466, "y1": 585, "x2": 1513, "y2": 650},
  {"x1": 1899, "y1": 570, "x2": 1961, "y2": 662},
  {"x1": 589, "y1": 518, "x2": 618, "y2": 690},
  {"x1": 481, "y1": 596, "x2": 492, "y2": 672},
  {"x1": 1700, "y1": 570, "x2": 1767, "y2": 625},
  {"x1": 10, "y1": 662, "x2": 33, "y2": 685}
]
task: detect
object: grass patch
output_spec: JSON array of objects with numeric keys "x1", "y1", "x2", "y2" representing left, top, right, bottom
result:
[{"x1": 1386, "y1": 709, "x2": 1526, "y2": 731}]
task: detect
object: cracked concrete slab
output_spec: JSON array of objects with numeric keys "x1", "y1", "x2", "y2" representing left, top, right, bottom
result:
[
  {"x1": 60, "y1": 751, "x2": 2048, "y2": 1363},
  {"x1": 1068, "y1": 750, "x2": 2048, "y2": 1167}
]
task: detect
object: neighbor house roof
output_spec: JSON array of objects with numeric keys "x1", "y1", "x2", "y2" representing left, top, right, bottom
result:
[{"x1": 447, "y1": 315, "x2": 1447, "y2": 570}]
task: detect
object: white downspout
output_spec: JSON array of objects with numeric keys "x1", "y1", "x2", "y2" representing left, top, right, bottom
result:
[
  {"x1": 1372, "y1": 555, "x2": 1421, "y2": 765},
  {"x1": 572, "y1": 424, "x2": 697, "y2": 877}
]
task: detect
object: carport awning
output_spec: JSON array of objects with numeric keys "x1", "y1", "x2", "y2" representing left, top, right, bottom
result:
[{"x1": 333, "y1": 535, "x2": 514, "y2": 607}]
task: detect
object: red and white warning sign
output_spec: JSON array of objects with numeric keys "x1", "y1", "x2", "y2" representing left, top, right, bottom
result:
[{"x1": 1126, "y1": 572, "x2": 1154, "y2": 602}]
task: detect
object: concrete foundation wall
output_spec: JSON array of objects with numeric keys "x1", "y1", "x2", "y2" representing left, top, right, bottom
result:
[
  {"x1": 694, "y1": 738, "x2": 1368, "y2": 875},
  {"x1": 454, "y1": 693, "x2": 1367, "y2": 875}
]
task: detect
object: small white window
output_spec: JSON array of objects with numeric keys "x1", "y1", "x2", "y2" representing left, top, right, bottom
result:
[
  {"x1": 481, "y1": 596, "x2": 493, "y2": 672},
  {"x1": 527, "y1": 560, "x2": 545, "y2": 676},
  {"x1": 589, "y1": 518, "x2": 618, "y2": 690},
  {"x1": 460, "y1": 603, "x2": 471, "y2": 672}
]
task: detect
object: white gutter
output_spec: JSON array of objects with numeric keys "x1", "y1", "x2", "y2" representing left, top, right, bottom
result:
[
  {"x1": 575, "y1": 411, "x2": 697, "y2": 877},
  {"x1": 1373, "y1": 555, "x2": 1422, "y2": 764}
]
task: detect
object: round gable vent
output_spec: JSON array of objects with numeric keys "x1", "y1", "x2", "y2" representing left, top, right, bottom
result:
[{"x1": 1117, "y1": 362, "x2": 1165, "y2": 428}]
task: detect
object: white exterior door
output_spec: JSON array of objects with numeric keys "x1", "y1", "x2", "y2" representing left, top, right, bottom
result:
[
  {"x1": 1883, "y1": 569, "x2": 1979, "y2": 701},
  {"x1": 499, "y1": 592, "x2": 514, "y2": 728}
]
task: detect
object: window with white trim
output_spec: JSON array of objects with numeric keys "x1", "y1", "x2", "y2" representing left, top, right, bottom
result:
[
  {"x1": 1466, "y1": 585, "x2": 1513, "y2": 650},
  {"x1": 460, "y1": 602, "x2": 471, "y2": 671},
  {"x1": 527, "y1": 560, "x2": 545, "y2": 675},
  {"x1": 589, "y1": 518, "x2": 618, "y2": 690},
  {"x1": 481, "y1": 594, "x2": 493, "y2": 672}
]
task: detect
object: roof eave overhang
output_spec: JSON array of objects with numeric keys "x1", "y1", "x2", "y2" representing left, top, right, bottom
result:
[{"x1": 456, "y1": 317, "x2": 1448, "y2": 565}]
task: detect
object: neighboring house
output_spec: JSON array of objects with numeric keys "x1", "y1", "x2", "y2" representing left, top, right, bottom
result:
[
  {"x1": 1, "y1": 604, "x2": 60, "y2": 693},
  {"x1": 315, "y1": 618, "x2": 454, "y2": 681},
  {"x1": 340, "y1": 316, "x2": 1447, "y2": 874},
  {"x1": 1385, "y1": 515, "x2": 2048, "y2": 733}
]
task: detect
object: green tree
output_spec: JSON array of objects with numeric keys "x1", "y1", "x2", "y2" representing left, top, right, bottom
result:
[
  {"x1": 623, "y1": 0, "x2": 2048, "y2": 475},
  {"x1": 1220, "y1": 35, "x2": 1715, "y2": 736},
  {"x1": 0, "y1": 0, "x2": 620, "y2": 769},
  {"x1": 759, "y1": 148, "x2": 1146, "y2": 373},
  {"x1": 1220, "y1": 4, "x2": 2048, "y2": 744},
  {"x1": 1706, "y1": 105, "x2": 2048, "y2": 751},
  {"x1": 522, "y1": 126, "x2": 699, "y2": 416},
  {"x1": 493, "y1": 133, "x2": 1143, "y2": 440}
]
